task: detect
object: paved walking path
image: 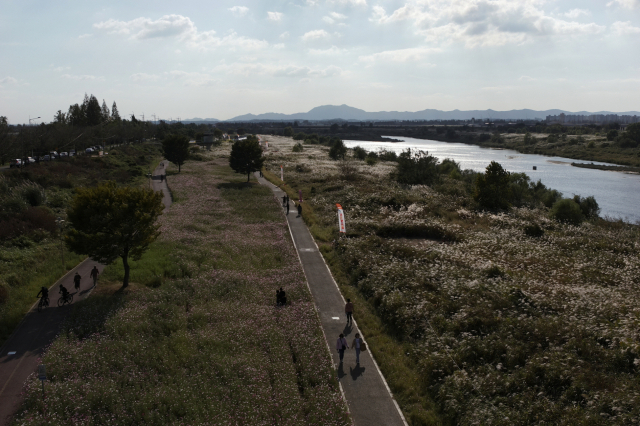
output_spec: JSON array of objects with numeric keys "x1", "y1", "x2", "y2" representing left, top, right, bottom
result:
[
  {"x1": 0, "y1": 261, "x2": 105, "y2": 425},
  {"x1": 0, "y1": 162, "x2": 172, "y2": 426},
  {"x1": 255, "y1": 172, "x2": 408, "y2": 426},
  {"x1": 151, "y1": 161, "x2": 172, "y2": 208}
]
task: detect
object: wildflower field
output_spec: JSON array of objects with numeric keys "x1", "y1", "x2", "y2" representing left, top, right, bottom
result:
[
  {"x1": 262, "y1": 136, "x2": 640, "y2": 425},
  {"x1": 13, "y1": 151, "x2": 349, "y2": 425}
]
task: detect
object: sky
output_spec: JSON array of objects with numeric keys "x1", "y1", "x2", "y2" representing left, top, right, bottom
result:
[{"x1": 1, "y1": 0, "x2": 639, "y2": 123}]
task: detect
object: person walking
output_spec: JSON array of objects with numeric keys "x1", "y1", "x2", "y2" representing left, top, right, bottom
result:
[
  {"x1": 352, "y1": 333, "x2": 363, "y2": 364},
  {"x1": 282, "y1": 195, "x2": 287, "y2": 207},
  {"x1": 345, "y1": 298, "x2": 354, "y2": 325},
  {"x1": 278, "y1": 287, "x2": 287, "y2": 306},
  {"x1": 73, "y1": 272, "x2": 81, "y2": 291},
  {"x1": 286, "y1": 199, "x2": 290, "y2": 215},
  {"x1": 297, "y1": 203, "x2": 302, "y2": 218},
  {"x1": 90, "y1": 266, "x2": 99, "y2": 287},
  {"x1": 336, "y1": 333, "x2": 349, "y2": 363}
]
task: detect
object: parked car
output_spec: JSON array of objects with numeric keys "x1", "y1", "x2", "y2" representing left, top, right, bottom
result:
[
  {"x1": 10, "y1": 159, "x2": 22, "y2": 168},
  {"x1": 69, "y1": 150, "x2": 76, "y2": 156},
  {"x1": 26, "y1": 157, "x2": 36, "y2": 164},
  {"x1": 59, "y1": 152, "x2": 68, "y2": 157},
  {"x1": 43, "y1": 155, "x2": 51, "y2": 161},
  {"x1": 85, "y1": 148, "x2": 94, "y2": 154}
]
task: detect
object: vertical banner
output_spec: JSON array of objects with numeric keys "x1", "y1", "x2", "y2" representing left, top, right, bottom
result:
[
  {"x1": 298, "y1": 190, "x2": 302, "y2": 203},
  {"x1": 336, "y1": 203, "x2": 346, "y2": 234},
  {"x1": 280, "y1": 165, "x2": 284, "y2": 181}
]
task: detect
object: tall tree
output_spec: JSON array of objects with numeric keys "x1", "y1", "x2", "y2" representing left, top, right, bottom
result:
[
  {"x1": 67, "y1": 103, "x2": 85, "y2": 126},
  {"x1": 474, "y1": 161, "x2": 512, "y2": 210},
  {"x1": 66, "y1": 181, "x2": 164, "y2": 288},
  {"x1": 162, "y1": 134, "x2": 190, "y2": 172},
  {"x1": 229, "y1": 135, "x2": 264, "y2": 181},
  {"x1": 54, "y1": 110, "x2": 66, "y2": 125},
  {"x1": 111, "y1": 101, "x2": 121, "y2": 122},
  {"x1": 101, "y1": 100, "x2": 110, "y2": 123},
  {"x1": 86, "y1": 95, "x2": 102, "y2": 126}
]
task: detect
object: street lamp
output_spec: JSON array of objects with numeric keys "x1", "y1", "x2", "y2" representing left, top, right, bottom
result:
[{"x1": 29, "y1": 116, "x2": 40, "y2": 126}]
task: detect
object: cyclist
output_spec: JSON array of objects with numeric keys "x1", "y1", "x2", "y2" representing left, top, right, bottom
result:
[
  {"x1": 59, "y1": 284, "x2": 70, "y2": 302},
  {"x1": 36, "y1": 286, "x2": 49, "y2": 302},
  {"x1": 73, "y1": 272, "x2": 81, "y2": 291},
  {"x1": 90, "y1": 266, "x2": 99, "y2": 287}
]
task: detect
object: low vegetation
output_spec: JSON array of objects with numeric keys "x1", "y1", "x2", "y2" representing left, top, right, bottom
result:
[
  {"x1": 263, "y1": 135, "x2": 640, "y2": 425},
  {"x1": 13, "y1": 152, "x2": 349, "y2": 425}
]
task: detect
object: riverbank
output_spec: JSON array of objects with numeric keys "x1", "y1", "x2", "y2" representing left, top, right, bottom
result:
[
  {"x1": 571, "y1": 162, "x2": 640, "y2": 174},
  {"x1": 261, "y1": 134, "x2": 640, "y2": 425}
]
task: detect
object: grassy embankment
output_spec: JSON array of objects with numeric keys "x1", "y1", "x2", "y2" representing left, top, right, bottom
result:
[
  {"x1": 261, "y1": 135, "x2": 640, "y2": 426},
  {"x1": 0, "y1": 144, "x2": 163, "y2": 346},
  {"x1": 13, "y1": 148, "x2": 350, "y2": 426}
]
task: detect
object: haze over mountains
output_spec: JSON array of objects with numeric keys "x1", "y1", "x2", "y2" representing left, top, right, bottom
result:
[{"x1": 183, "y1": 105, "x2": 640, "y2": 123}]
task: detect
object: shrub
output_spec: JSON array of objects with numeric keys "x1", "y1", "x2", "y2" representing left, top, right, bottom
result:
[
  {"x1": 352, "y1": 146, "x2": 367, "y2": 160},
  {"x1": 292, "y1": 142, "x2": 303, "y2": 152},
  {"x1": 0, "y1": 284, "x2": 8, "y2": 305},
  {"x1": 328, "y1": 139, "x2": 347, "y2": 160},
  {"x1": 484, "y1": 265, "x2": 504, "y2": 278},
  {"x1": 396, "y1": 149, "x2": 439, "y2": 185},
  {"x1": 378, "y1": 150, "x2": 398, "y2": 162},
  {"x1": 524, "y1": 223, "x2": 544, "y2": 237},
  {"x1": 523, "y1": 132, "x2": 535, "y2": 145},
  {"x1": 22, "y1": 185, "x2": 46, "y2": 207},
  {"x1": 437, "y1": 158, "x2": 461, "y2": 175},
  {"x1": 573, "y1": 195, "x2": 600, "y2": 219},
  {"x1": 365, "y1": 156, "x2": 377, "y2": 166},
  {"x1": 606, "y1": 129, "x2": 618, "y2": 141},
  {"x1": 283, "y1": 126, "x2": 293, "y2": 137},
  {"x1": 551, "y1": 198, "x2": 584, "y2": 225},
  {"x1": 477, "y1": 133, "x2": 491, "y2": 142},
  {"x1": 293, "y1": 132, "x2": 307, "y2": 141},
  {"x1": 337, "y1": 159, "x2": 358, "y2": 180}
]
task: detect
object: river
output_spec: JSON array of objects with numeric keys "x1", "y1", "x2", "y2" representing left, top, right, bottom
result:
[{"x1": 344, "y1": 136, "x2": 640, "y2": 223}]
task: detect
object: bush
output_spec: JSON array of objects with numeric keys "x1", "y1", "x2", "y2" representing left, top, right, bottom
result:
[
  {"x1": 396, "y1": 149, "x2": 439, "y2": 185},
  {"x1": 0, "y1": 284, "x2": 8, "y2": 305},
  {"x1": 477, "y1": 133, "x2": 491, "y2": 142},
  {"x1": 292, "y1": 142, "x2": 303, "y2": 152},
  {"x1": 23, "y1": 186, "x2": 46, "y2": 207},
  {"x1": 551, "y1": 198, "x2": 584, "y2": 225},
  {"x1": 437, "y1": 158, "x2": 460, "y2": 175},
  {"x1": 283, "y1": 126, "x2": 293, "y2": 137},
  {"x1": 573, "y1": 195, "x2": 600, "y2": 219},
  {"x1": 524, "y1": 223, "x2": 544, "y2": 237},
  {"x1": 293, "y1": 132, "x2": 307, "y2": 141},
  {"x1": 606, "y1": 129, "x2": 618, "y2": 141},
  {"x1": 378, "y1": 150, "x2": 398, "y2": 162},
  {"x1": 328, "y1": 139, "x2": 347, "y2": 160},
  {"x1": 352, "y1": 146, "x2": 367, "y2": 160}
]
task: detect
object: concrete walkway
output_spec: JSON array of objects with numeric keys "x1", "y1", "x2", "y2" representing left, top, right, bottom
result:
[
  {"x1": 0, "y1": 261, "x2": 105, "y2": 425},
  {"x1": 0, "y1": 161, "x2": 172, "y2": 426},
  {"x1": 255, "y1": 173, "x2": 408, "y2": 426}
]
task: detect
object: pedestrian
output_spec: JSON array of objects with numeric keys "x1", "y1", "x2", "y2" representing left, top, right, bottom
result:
[
  {"x1": 345, "y1": 298, "x2": 354, "y2": 325},
  {"x1": 286, "y1": 195, "x2": 289, "y2": 205},
  {"x1": 90, "y1": 266, "x2": 99, "y2": 287},
  {"x1": 336, "y1": 333, "x2": 349, "y2": 363},
  {"x1": 297, "y1": 203, "x2": 302, "y2": 218},
  {"x1": 73, "y1": 272, "x2": 81, "y2": 291},
  {"x1": 160, "y1": 174, "x2": 164, "y2": 182},
  {"x1": 352, "y1": 333, "x2": 363, "y2": 364},
  {"x1": 286, "y1": 200, "x2": 290, "y2": 215},
  {"x1": 282, "y1": 195, "x2": 287, "y2": 207},
  {"x1": 278, "y1": 287, "x2": 287, "y2": 306}
]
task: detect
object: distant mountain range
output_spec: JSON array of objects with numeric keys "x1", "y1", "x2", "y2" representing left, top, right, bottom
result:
[{"x1": 181, "y1": 105, "x2": 640, "y2": 123}]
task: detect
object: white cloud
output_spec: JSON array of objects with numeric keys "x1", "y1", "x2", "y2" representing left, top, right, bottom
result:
[
  {"x1": 564, "y1": 9, "x2": 590, "y2": 19},
  {"x1": 324, "y1": 11, "x2": 348, "y2": 24},
  {"x1": 61, "y1": 74, "x2": 105, "y2": 81},
  {"x1": 279, "y1": 31, "x2": 290, "y2": 39},
  {"x1": 267, "y1": 12, "x2": 283, "y2": 21},
  {"x1": 131, "y1": 73, "x2": 161, "y2": 82},
  {"x1": 165, "y1": 71, "x2": 217, "y2": 86},
  {"x1": 94, "y1": 15, "x2": 196, "y2": 39},
  {"x1": 359, "y1": 47, "x2": 440, "y2": 63},
  {"x1": 78, "y1": 33, "x2": 93, "y2": 39},
  {"x1": 94, "y1": 15, "x2": 268, "y2": 51},
  {"x1": 371, "y1": 1, "x2": 605, "y2": 48},
  {"x1": 229, "y1": 6, "x2": 250, "y2": 17},
  {"x1": 0, "y1": 76, "x2": 18, "y2": 85},
  {"x1": 329, "y1": 0, "x2": 367, "y2": 5},
  {"x1": 52, "y1": 66, "x2": 70, "y2": 72},
  {"x1": 607, "y1": 0, "x2": 639, "y2": 9},
  {"x1": 519, "y1": 75, "x2": 537, "y2": 81},
  {"x1": 213, "y1": 62, "x2": 342, "y2": 79},
  {"x1": 308, "y1": 45, "x2": 348, "y2": 55},
  {"x1": 302, "y1": 29, "x2": 330, "y2": 41},
  {"x1": 611, "y1": 20, "x2": 640, "y2": 35}
]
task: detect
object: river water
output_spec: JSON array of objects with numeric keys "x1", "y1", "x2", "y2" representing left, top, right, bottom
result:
[{"x1": 344, "y1": 136, "x2": 640, "y2": 223}]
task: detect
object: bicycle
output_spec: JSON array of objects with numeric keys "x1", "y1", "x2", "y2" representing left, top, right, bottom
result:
[
  {"x1": 57, "y1": 292, "x2": 73, "y2": 307},
  {"x1": 37, "y1": 297, "x2": 50, "y2": 312}
]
